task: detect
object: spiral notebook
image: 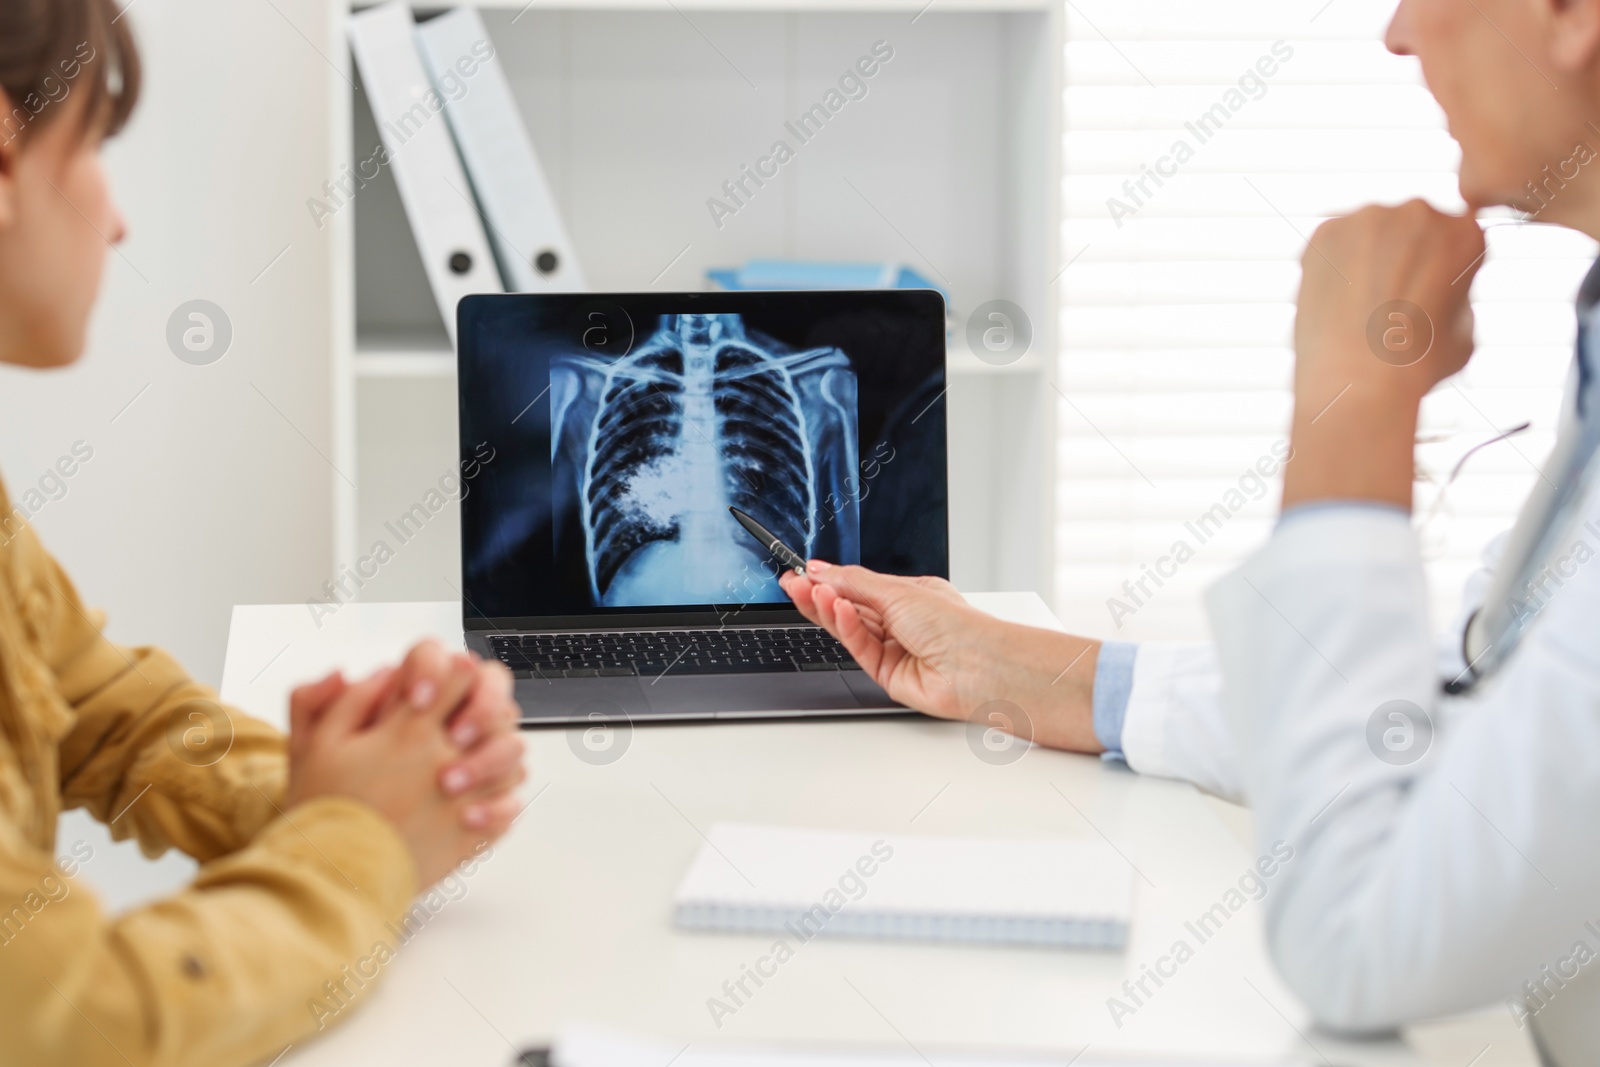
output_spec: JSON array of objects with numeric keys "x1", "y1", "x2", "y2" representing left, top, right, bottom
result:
[{"x1": 672, "y1": 824, "x2": 1133, "y2": 950}]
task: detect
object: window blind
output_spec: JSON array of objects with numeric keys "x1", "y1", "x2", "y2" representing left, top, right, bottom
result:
[{"x1": 1054, "y1": 0, "x2": 1597, "y2": 641}]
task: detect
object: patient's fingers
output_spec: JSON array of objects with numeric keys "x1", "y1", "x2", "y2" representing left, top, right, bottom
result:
[
  {"x1": 461, "y1": 790, "x2": 521, "y2": 837},
  {"x1": 441, "y1": 730, "x2": 526, "y2": 797},
  {"x1": 445, "y1": 660, "x2": 517, "y2": 747},
  {"x1": 321, "y1": 667, "x2": 398, "y2": 736},
  {"x1": 289, "y1": 671, "x2": 346, "y2": 756},
  {"x1": 365, "y1": 639, "x2": 454, "y2": 726},
  {"x1": 410, "y1": 653, "x2": 478, "y2": 724}
]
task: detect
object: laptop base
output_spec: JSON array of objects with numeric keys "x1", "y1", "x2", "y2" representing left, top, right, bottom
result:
[{"x1": 507, "y1": 669, "x2": 905, "y2": 724}]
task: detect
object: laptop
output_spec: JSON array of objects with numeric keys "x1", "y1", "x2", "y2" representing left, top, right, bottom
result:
[{"x1": 455, "y1": 290, "x2": 949, "y2": 724}]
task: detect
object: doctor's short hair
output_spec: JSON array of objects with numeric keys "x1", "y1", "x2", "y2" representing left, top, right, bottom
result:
[{"x1": 0, "y1": 0, "x2": 142, "y2": 144}]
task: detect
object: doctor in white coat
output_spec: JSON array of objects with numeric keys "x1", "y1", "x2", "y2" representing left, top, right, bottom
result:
[{"x1": 781, "y1": 0, "x2": 1600, "y2": 1059}]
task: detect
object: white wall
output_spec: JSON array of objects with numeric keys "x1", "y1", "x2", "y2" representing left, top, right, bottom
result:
[{"x1": 0, "y1": 0, "x2": 341, "y2": 685}]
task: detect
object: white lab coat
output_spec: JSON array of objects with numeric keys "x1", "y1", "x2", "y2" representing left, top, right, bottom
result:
[
  {"x1": 1121, "y1": 529, "x2": 1497, "y2": 805},
  {"x1": 1122, "y1": 355, "x2": 1600, "y2": 1049}
]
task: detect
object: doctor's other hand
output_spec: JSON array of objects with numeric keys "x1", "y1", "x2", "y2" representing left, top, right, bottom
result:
[
  {"x1": 779, "y1": 561, "x2": 1105, "y2": 754},
  {"x1": 1286, "y1": 200, "x2": 1485, "y2": 510},
  {"x1": 1294, "y1": 199, "x2": 1483, "y2": 400}
]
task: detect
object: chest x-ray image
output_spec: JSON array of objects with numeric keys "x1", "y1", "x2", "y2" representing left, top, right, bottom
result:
[
  {"x1": 455, "y1": 290, "x2": 948, "y2": 621},
  {"x1": 550, "y1": 313, "x2": 860, "y2": 609}
]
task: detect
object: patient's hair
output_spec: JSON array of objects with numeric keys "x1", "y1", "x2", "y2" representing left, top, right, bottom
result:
[{"x1": 0, "y1": 0, "x2": 141, "y2": 142}]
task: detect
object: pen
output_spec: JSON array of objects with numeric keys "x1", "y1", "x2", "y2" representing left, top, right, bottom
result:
[{"x1": 727, "y1": 506, "x2": 807, "y2": 575}]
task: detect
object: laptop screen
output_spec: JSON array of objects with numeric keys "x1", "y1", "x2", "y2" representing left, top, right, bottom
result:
[{"x1": 456, "y1": 291, "x2": 948, "y2": 628}]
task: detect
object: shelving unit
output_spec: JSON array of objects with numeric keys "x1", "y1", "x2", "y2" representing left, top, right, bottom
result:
[{"x1": 333, "y1": 0, "x2": 1063, "y2": 604}]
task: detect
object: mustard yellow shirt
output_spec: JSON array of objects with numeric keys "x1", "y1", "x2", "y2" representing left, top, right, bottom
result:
[{"x1": 0, "y1": 478, "x2": 417, "y2": 1067}]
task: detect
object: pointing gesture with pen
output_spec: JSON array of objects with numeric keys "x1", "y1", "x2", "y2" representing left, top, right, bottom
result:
[
  {"x1": 777, "y1": 561, "x2": 1108, "y2": 755},
  {"x1": 731, "y1": 506, "x2": 1108, "y2": 754}
]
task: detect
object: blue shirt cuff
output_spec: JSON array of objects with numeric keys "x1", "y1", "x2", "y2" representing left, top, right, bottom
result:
[
  {"x1": 1092, "y1": 641, "x2": 1138, "y2": 760},
  {"x1": 1278, "y1": 499, "x2": 1409, "y2": 527}
]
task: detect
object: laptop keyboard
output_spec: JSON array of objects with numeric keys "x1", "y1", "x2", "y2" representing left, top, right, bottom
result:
[{"x1": 487, "y1": 628, "x2": 864, "y2": 679}]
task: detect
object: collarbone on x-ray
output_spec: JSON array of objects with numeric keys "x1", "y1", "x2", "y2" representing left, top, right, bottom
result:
[{"x1": 551, "y1": 313, "x2": 860, "y2": 608}]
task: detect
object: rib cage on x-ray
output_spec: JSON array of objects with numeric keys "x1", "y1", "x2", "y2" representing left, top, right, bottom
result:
[{"x1": 550, "y1": 314, "x2": 860, "y2": 607}]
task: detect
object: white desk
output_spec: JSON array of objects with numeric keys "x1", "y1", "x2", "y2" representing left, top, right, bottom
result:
[{"x1": 220, "y1": 597, "x2": 1530, "y2": 1067}]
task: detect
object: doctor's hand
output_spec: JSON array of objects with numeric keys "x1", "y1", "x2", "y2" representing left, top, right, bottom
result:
[
  {"x1": 779, "y1": 561, "x2": 1105, "y2": 753},
  {"x1": 1285, "y1": 199, "x2": 1486, "y2": 511}
]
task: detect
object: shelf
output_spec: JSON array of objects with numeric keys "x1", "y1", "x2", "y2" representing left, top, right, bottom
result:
[
  {"x1": 947, "y1": 347, "x2": 1047, "y2": 375},
  {"x1": 341, "y1": 0, "x2": 1062, "y2": 596},
  {"x1": 355, "y1": 341, "x2": 1043, "y2": 380},
  {"x1": 357, "y1": 1, "x2": 1047, "y2": 11},
  {"x1": 356, "y1": 349, "x2": 457, "y2": 378}
]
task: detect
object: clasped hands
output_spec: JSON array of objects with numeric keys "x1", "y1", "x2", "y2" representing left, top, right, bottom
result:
[{"x1": 283, "y1": 640, "x2": 525, "y2": 888}]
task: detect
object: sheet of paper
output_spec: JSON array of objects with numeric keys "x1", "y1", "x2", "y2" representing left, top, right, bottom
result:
[{"x1": 551, "y1": 1026, "x2": 1305, "y2": 1067}]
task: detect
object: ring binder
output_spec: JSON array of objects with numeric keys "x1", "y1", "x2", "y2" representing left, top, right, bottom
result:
[
  {"x1": 348, "y1": 0, "x2": 503, "y2": 344},
  {"x1": 417, "y1": 6, "x2": 587, "y2": 294}
]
